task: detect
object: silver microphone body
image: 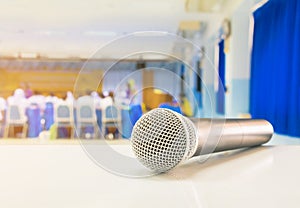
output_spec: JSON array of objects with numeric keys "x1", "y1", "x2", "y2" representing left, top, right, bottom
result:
[
  {"x1": 191, "y1": 118, "x2": 273, "y2": 156},
  {"x1": 131, "y1": 108, "x2": 273, "y2": 173}
]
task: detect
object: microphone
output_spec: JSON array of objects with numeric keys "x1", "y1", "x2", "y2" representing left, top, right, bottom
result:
[{"x1": 131, "y1": 108, "x2": 273, "y2": 173}]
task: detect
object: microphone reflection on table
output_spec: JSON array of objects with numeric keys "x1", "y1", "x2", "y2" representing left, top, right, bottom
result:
[{"x1": 131, "y1": 108, "x2": 273, "y2": 173}]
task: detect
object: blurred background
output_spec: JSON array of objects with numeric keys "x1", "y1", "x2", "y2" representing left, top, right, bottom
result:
[{"x1": 0, "y1": 0, "x2": 299, "y2": 141}]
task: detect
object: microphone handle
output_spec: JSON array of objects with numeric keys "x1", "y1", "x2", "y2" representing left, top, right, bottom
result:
[{"x1": 190, "y1": 118, "x2": 274, "y2": 156}]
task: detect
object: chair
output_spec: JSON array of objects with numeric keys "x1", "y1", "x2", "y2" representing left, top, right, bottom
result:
[
  {"x1": 0, "y1": 100, "x2": 4, "y2": 122},
  {"x1": 4, "y1": 104, "x2": 28, "y2": 138},
  {"x1": 0, "y1": 117, "x2": 3, "y2": 138},
  {"x1": 43, "y1": 102, "x2": 54, "y2": 130},
  {"x1": 129, "y1": 104, "x2": 143, "y2": 126},
  {"x1": 0, "y1": 98, "x2": 5, "y2": 137},
  {"x1": 102, "y1": 105, "x2": 122, "y2": 139},
  {"x1": 0, "y1": 111, "x2": 3, "y2": 137},
  {"x1": 26, "y1": 103, "x2": 42, "y2": 138},
  {"x1": 54, "y1": 102, "x2": 75, "y2": 138},
  {"x1": 76, "y1": 96, "x2": 98, "y2": 139},
  {"x1": 158, "y1": 103, "x2": 182, "y2": 114},
  {"x1": 121, "y1": 104, "x2": 143, "y2": 139}
]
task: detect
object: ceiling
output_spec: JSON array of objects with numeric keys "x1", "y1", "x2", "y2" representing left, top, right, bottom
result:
[{"x1": 0, "y1": 0, "x2": 244, "y2": 58}]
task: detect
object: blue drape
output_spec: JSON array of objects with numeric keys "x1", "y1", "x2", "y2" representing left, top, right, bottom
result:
[
  {"x1": 217, "y1": 39, "x2": 226, "y2": 115},
  {"x1": 250, "y1": 0, "x2": 300, "y2": 136}
]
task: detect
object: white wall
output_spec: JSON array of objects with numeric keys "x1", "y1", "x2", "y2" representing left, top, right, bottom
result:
[
  {"x1": 201, "y1": 36, "x2": 218, "y2": 117},
  {"x1": 201, "y1": 0, "x2": 266, "y2": 117}
]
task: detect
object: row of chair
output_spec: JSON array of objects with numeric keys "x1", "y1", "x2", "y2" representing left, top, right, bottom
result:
[
  {"x1": 1, "y1": 99, "x2": 180, "y2": 139},
  {"x1": 2, "y1": 96, "x2": 122, "y2": 139},
  {"x1": 55, "y1": 96, "x2": 122, "y2": 139}
]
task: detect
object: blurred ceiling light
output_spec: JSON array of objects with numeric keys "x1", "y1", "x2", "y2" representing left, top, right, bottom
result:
[
  {"x1": 37, "y1": 31, "x2": 66, "y2": 36},
  {"x1": 19, "y1": 52, "x2": 39, "y2": 59},
  {"x1": 132, "y1": 31, "x2": 169, "y2": 36},
  {"x1": 84, "y1": 31, "x2": 117, "y2": 37},
  {"x1": 186, "y1": 0, "x2": 225, "y2": 12}
]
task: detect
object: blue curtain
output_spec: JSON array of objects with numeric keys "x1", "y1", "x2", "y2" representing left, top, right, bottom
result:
[
  {"x1": 216, "y1": 39, "x2": 226, "y2": 115},
  {"x1": 250, "y1": 0, "x2": 300, "y2": 136}
]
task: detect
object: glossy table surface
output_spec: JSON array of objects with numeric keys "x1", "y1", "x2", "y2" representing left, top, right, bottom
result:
[{"x1": 0, "y1": 137, "x2": 299, "y2": 208}]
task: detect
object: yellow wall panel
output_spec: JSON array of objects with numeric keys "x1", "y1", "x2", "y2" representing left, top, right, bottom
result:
[{"x1": 0, "y1": 69, "x2": 103, "y2": 98}]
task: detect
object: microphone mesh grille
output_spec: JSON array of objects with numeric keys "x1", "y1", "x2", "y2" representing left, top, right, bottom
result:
[{"x1": 131, "y1": 108, "x2": 196, "y2": 172}]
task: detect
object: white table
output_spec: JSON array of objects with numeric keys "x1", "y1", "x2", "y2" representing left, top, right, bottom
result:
[{"x1": 0, "y1": 143, "x2": 299, "y2": 208}]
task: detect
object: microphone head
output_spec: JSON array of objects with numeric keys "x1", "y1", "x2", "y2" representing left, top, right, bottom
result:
[{"x1": 131, "y1": 108, "x2": 198, "y2": 173}]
